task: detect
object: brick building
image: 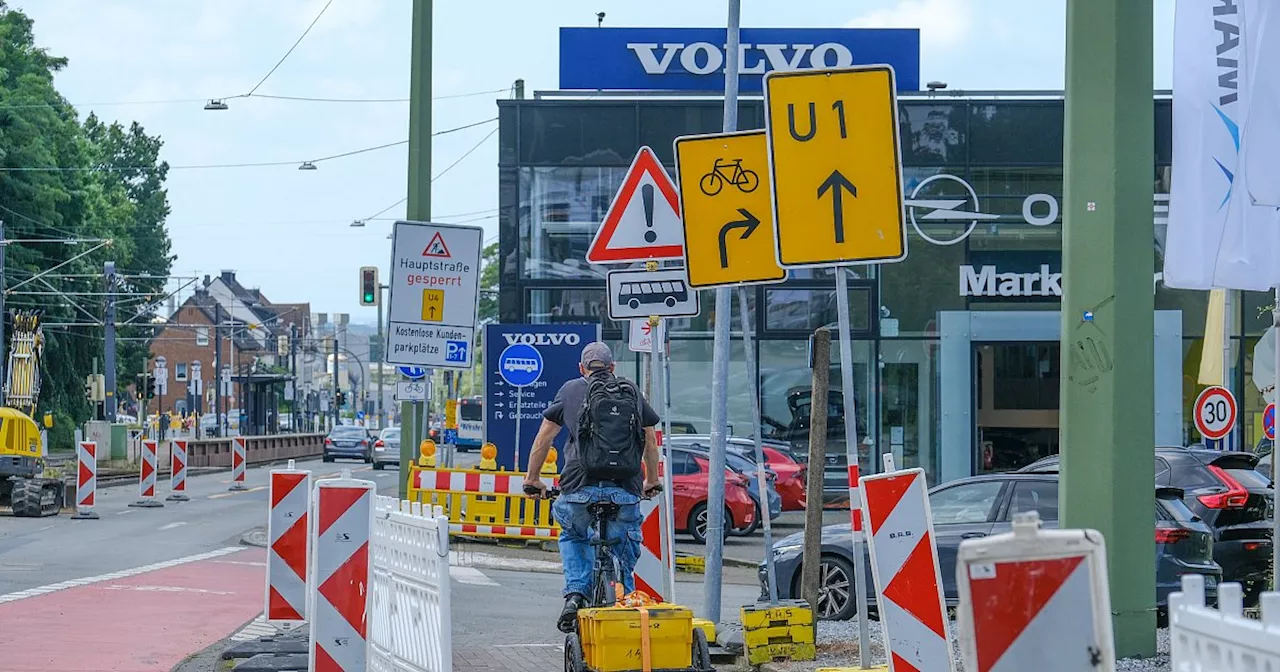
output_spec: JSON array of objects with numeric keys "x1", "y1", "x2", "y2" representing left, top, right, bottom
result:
[{"x1": 147, "y1": 271, "x2": 312, "y2": 420}]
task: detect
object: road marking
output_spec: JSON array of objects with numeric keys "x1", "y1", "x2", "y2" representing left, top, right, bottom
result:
[
  {"x1": 207, "y1": 485, "x2": 267, "y2": 500},
  {"x1": 115, "y1": 510, "x2": 135, "y2": 515},
  {"x1": 0, "y1": 547, "x2": 246, "y2": 604},
  {"x1": 158, "y1": 522, "x2": 187, "y2": 531},
  {"x1": 449, "y1": 566, "x2": 499, "y2": 586},
  {"x1": 104, "y1": 584, "x2": 236, "y2": 595},
  {"x1": 213, "y1": 560, "x2": 267, "y2": 567}
]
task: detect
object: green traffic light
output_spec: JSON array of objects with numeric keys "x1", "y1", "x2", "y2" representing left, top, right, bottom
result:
[{"x1": 363, "y1": 293, "x2": 374, "y2": 303}]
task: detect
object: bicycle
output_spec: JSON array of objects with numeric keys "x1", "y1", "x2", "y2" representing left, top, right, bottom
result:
[{"x1": 699, "y1": 158, "x2": 760, "y2": 196}]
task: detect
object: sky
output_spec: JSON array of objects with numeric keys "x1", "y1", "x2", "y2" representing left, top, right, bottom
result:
[{"x1": 14, "y1": 0, "x2": 1177, "y2": 323}]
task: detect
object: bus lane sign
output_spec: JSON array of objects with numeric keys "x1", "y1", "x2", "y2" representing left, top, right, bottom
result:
[
  {"x1": 606, "y1": 267, "x2": 700, "y2": 320},
  {"x1": 386, "y1": 220, "x2": 483, "y2": 369}
]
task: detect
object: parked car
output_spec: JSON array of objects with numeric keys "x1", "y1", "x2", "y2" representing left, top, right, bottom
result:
[
  {"x1": 762, "y1": 473, "x2": 1221, "y2": 622},
  {"x1": 324, "y1": 425, "x2": 373, "y2": 463},
  {"x1": 666, "y1": 435, "x2": 808, "y2": 511},
  {"x1": 1258, "y1": 451, "x2": 1273, "y2": 480},
  {"x1": 1022, "y1": 447, "x2": 1273, "y2": 604},
  {"x1": 669, "y1": 449, "x2": 756, "y2": 544},
  {"x1": 669, "y1": 445, "x2": 780, "y2": 536},
  {"x1": 373, "y1": 427, "x2": 401, "y2": 470}
]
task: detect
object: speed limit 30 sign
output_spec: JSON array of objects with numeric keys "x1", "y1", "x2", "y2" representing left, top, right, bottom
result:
[{"x1": 1193, "y1": 386, "x2": 1238, "y2": 441}]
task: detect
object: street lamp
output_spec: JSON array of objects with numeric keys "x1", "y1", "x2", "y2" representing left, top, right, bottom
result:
[
  {"x1": 204, "y1": 99, "x2": 229, "y2": 111},
  {"x1": 298, "y1": 161, "x2": 318, "y2": 171},
  {"x1": 350, "y1": 219, "x2": 366, "y2": 228}
]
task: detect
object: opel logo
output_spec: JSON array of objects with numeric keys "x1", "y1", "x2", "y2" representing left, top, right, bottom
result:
[{"x1": 905, "y1": 174, "x2": 1059, "y2": 246}]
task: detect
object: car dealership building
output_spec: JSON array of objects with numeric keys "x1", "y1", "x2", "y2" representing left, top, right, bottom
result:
[{"x1": 494, "y1": 27, "x2": 1270, "y2": 484}]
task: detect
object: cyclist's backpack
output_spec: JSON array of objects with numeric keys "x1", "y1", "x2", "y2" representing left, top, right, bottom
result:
[{"x1": 576, "y1": 374, "x2": 644, "y2": 482}]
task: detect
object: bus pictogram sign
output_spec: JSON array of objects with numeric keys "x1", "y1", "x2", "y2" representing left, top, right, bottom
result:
[{"x1": 1193, "y1": 385, "x2": 1237, "y2": 441}]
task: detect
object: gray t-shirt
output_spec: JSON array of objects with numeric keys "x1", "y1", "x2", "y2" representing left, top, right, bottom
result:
[{"x1": 543, "y1": 373, "x2": 660, "y2": 495}]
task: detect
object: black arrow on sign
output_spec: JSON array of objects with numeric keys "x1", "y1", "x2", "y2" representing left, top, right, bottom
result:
[
  {"x1": 717, "y1": 208, "x2": 762, "y2": 269},
  {"x1": 817, "y1": 170, "x2": 857, "y2": 244}
]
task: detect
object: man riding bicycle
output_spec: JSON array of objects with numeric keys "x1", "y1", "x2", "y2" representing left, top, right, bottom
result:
[{"x1": 523, "y1": 342, "x2": 663, "y2": 633}]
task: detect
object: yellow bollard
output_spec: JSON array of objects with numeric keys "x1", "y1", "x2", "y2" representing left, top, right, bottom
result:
[
  {"x1": 419, "y1": 439, "x2": 436, "y2": 468},
  {"x1": 541, "y1": 447, "x2": 558, "y2": 475},
  {"x1": 478, "y1": 442, "x2": 498, "y2": 471}
]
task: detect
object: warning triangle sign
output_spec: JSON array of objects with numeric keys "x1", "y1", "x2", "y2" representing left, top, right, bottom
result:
[
  {"x1": 423, "y1": 232, "x2": 451, "y2": 258},
  {"x1": 586, "y1": 146, "x2": 685, "y2": 264}
]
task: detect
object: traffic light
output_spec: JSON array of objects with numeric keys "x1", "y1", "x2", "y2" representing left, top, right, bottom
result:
[
  {"x1": 336, "y1": 391, "x2": 346, "y2": 407},
  {"x1": 359, "y1": 266, "x2": 379, "y2": 306},
  {"x1": 146, "y1": 374, "x2": 157, "y2": 399}
]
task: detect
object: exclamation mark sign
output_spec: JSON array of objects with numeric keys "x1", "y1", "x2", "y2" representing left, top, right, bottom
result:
[{"x1": 642, "y1": 183, "x2": 656, "y2": 243}]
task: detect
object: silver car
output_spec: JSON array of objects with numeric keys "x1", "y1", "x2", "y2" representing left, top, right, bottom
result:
[{"x1": 374, "y1": 427, "x2": 401, "y2": 470}]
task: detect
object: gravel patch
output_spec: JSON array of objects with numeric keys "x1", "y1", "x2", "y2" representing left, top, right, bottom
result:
[{"x1": 760, "y1": 619, "x2": 1172, "y2": 672}]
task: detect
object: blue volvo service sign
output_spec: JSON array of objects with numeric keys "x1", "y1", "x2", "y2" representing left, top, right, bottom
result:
[
  {"x1": 485, "y1": 324, "x2": 599, "y2": 471},
  {"x1": 498, "y1": 343, "x2": 544, "y2": 387},
  {"x1": 559, "y1": 27, "x2": 920, "y2": 92}
]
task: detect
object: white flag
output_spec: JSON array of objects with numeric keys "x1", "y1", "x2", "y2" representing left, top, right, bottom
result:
[
  {"x1": 1165, "y1": 0, "x2": 1280, "y2": 290},
  {"x1": 1241, "y1": 1, "x2": 1280, "y2": 207}
]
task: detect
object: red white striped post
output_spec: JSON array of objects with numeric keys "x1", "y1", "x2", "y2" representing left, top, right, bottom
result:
[
  {"x1": 229, "y1": 436, "x2": 247, "y2": 491},
  {"x1": 71, "y1": 441, "x2": 99, "y2": 520},
  {"x1": 166, "y1": 439, "x2": 189, "y2": 502},
  {"x1": 309, "y1": 471, "x2": 374, "y2": 671},
  {"x1": 266, "y1": 459, "x2": 310, "y2": 623},
  {"x1": 130, "y1": 439, "x2": 164, "y2": 508}
]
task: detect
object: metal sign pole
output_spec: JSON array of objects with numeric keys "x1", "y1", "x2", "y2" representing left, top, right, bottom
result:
[
  {"x1": 738, "y1": 288, "x2": 777, "y2": 603},
  {"x1": 515, "y1": 384, "x2": 523, "y2": 472},
  {"x1": 1273, "y1": 288, "x2": 1279, "y2": 589},
  {"x1": 650, "y1": 316, "x2": 674, "y2": 602},
  {"x1": 660, "y1": 323, "x2": 677, "y2": 602},
  {"x1": 835, "y1": 269, "x2": 871, "y2": 669}
]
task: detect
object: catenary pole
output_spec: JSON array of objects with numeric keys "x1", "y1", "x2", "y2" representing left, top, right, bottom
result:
[
  {"x1": 401, "y1": 0, "x2": 432, "y2": 497},
  {"x1": 704, "y1": 0, "x2": 740, "y2": 625},
  {"x1": 104, "y1": 261, "x2": 117, "y2": 422},
  {"x1": 1060, "y1": 0, "x2": 1156, "y2": 656}
]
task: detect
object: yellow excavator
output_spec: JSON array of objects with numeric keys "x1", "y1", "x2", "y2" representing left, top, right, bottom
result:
[{"x1": 0, "y1": 311, "x2": 63, "y2": 517}]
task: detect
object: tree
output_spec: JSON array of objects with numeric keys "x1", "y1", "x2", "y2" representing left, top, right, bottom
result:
[
  {"x1": 478, "y1": 242, "x2": 499, "y2": 323},
  {"x1": 0, "y1": 3, "x2": 173, "y2": 447}
]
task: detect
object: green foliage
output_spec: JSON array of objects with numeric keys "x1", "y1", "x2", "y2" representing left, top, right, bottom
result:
[
  {"x1": 0, "y1": 2, "x2": 173, "y2": 443},
  {"x1": 478, "y1": 242, "x2": 498, "y2": 323}
]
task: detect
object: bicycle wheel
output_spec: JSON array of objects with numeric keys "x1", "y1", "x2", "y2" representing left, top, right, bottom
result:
[
  {"x1": 738, "y1": 169, "x2": 760, "y2": 193},
  {"x1": 699, "y1": 172, "x2": 724, "y2": 196},
  {"x1": 691, "y1": 627, "x2": 712, "y2": 671}
]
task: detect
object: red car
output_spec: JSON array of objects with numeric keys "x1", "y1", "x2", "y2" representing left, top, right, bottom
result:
[
  {"x1": 670, "y1": 452, "x2": 756, "y2": 544},
  {"x1": 761, "y1": 446, "x2": 807, "y2": 511}
]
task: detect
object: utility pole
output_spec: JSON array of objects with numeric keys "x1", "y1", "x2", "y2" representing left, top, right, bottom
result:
[
  {"x1": 214, "y1": 303, "x2": 223, "y2": 437},
  {"x1": 377, "y1": 284, "x2": 385, "y2": 430},
  {"x1": 401, "y1": 0, "x2": 432, "y2": 498},
  {"x1": 290, "y1": 323, "x2": 298, "y2": 432},
  {"x1": 0, "y1": 219, "x2": 6, "y2": 399},
  {"x1": 703, "y1": 0, "x2": 741, "y2": 625},
  {"x1": 103, "y1": 261, "x2": 117, "y2": 422},
  {"x1": 332, "y1": 335, "x2": 340, "y2": 428},
  {"x1": 1060, "y1": 0, "x2": 1155, "y2": 657}
]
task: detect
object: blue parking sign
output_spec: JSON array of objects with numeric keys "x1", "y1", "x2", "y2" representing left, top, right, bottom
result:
[{"x1": 445, "y1": 340, "x2": 469, "y2": 363}]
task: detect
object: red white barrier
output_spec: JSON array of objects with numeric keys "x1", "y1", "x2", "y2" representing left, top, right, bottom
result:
[
  {"x1": 229, "y1": 436, "x2": 247, "y2": 491},
  {"x1": 130, "y1": 440, "x2": 163, "y2": 508},
  {"x1": 266, "y1": 459, "x2": 311, "y2": 624},
  {"x1": 633, "y1": 466, "x2": 668, "y2": 601},
  {"x1": 957, "y1": 511, "x2": 1115, "y2": 672},
  {"x1": 413, "y1": 468, "x2": 557, "y2": 494},
  {"x1": 309, "y1": 472, "x2": 374, "y2": 671},
  {"x1": 860, "y1": 467, "x2": 953, "y2": 672},
  {"x1": 71, "y1": 441, "x2": 99, "y2": 520},
  {"x1": 167, "y1": 439, "x2": 189, "y2": 502}
]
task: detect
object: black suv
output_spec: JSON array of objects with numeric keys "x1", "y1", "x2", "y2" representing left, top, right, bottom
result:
[{"x1": 1021, "y1": 446, "x2": 1273, "y2": 603}]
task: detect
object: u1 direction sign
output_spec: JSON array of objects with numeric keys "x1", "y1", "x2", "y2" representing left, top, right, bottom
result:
[{"x1": 484, "y1": 323, "x2": 599, "y2": 471}]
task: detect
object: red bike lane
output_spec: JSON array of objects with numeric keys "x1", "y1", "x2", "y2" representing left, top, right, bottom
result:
[{"x1": 0, "y1": 547, "x2": 267, "y2": 672}]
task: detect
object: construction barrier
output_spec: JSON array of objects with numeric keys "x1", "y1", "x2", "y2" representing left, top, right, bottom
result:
[
  {"x1": 167, "y1": 439, "x2": 189, "y2": 502},
  {"x1": 266, "y1": 460, "x2": 310, "y2": 624},
  {"x1": 368, "y1": 495, "x2": 453, "y2": 672},
  {"x1": 71, "y1": 441, "x2": 98, "y2": 520},
  {"x1": 741, "y1": 600, "x2": 816, "y2": 666},
  {"x1": 407, "y1": 463, "x2": 559, "y2": 540},
  {"x1": 229, "y1": 436, "x2": 247, "y2": 491},
  {"x1": 1171, "y1": 575, "x2": 1280, "y2": 669},
  {"x1": 860, "y1": 466, "x2": 953, "y2": 672},
  {"x1": 130, "y1": 440, "x2": 163, "y2": 508},
  {"x1": 310, "y1": 472, "x2": 374, "y2": 671},
  {"x1": 634, "y1": 459, "x2": 670, "y2": 601},
  {"x1": 956, "y1": 511, "x2": 1115, "y2": 672},
  {"x1": 184, "y1": 433, "x2": 326, "y2": 468}
]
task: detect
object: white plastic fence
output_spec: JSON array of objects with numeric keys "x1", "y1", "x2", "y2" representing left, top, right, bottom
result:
[
  {"x1": 368, "y1": 495, "x2": 452, "y2": 672},
  {"x1": 1170, "y1": 574, "x2": 1280, "y2": 670}
]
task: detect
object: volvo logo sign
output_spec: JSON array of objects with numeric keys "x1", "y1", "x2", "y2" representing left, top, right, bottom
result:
[{"x1": 905, "y1": 174, "x2": 1059, "y2": 246}]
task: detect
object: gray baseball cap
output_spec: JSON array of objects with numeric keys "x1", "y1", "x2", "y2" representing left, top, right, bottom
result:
[{"x1": 580, "y1": 342, "x2": 615, "y2": 370}]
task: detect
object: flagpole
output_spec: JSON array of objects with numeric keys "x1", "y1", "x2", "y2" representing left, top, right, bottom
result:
[{"x1": 1224, "y1": 289, "x2": 1235, "y2": 450}]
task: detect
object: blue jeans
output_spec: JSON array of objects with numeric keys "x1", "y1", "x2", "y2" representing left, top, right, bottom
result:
[{"x1": 552, "y1": 486, "x2": 642, "y2": 598}]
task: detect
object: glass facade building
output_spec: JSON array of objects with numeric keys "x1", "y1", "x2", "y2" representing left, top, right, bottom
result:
[{"x1": 497, "y1": 94, "x2": 1272, "y2": 485}]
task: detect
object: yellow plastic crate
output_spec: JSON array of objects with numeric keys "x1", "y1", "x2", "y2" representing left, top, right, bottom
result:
[
  {"x1": 692, "y1": 617, "x2": 715, "y2": 645},
  {"x1": 578, "y1": 604, "x2": 694, "y2": 672},
  {"x1": 748, "y1": 641, "x2": 816, "y2": 666}
]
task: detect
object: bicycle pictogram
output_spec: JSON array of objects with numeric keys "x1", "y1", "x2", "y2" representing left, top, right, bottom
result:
[{"x1": 699, "y1": 158, "x2": 759, "y2": 196}]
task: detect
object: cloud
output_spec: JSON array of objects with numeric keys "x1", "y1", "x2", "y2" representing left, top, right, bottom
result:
[{"x1": 847, "y1": 0, "x2": 972, "y2": 50}]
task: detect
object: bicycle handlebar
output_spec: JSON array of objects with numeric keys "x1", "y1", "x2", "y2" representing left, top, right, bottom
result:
[{"x1": 523, "y1": 484, "x2": 663, "y2": 500}]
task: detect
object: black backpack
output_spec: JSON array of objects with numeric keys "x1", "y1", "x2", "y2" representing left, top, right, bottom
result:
[{"x1": 576, "y1": 373, "x2": 644, "y2": 482}]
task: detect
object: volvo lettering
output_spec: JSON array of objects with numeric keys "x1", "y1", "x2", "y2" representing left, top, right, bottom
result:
[{"x1": 501, "y1": 333, "x2": 582, "y2": 347}]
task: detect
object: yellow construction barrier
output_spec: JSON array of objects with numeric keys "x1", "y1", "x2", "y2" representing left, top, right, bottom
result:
[
  {"x1": 406, "y1": 458, "x2": 560, "y2": 541},
  {"x1": 741, "y1": 600, "x2": 816, "y2": 666}
]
